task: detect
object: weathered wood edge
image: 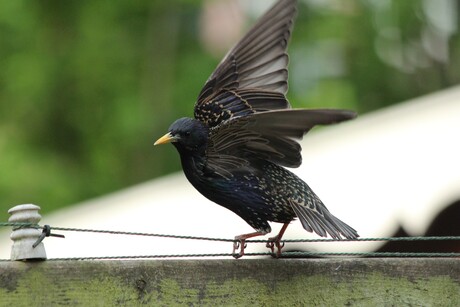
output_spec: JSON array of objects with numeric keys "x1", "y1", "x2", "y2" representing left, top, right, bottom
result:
[{"x1": 1, "y1": 258, "x2": 459, "y2": 305}]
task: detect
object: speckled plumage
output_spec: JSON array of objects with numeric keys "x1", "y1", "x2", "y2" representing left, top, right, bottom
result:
[{"x1": 155, "y1": 0, "x2": 358, "y2": 258}]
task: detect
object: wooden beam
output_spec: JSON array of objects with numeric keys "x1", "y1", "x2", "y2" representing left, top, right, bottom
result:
[{"x1": 1, "y1": 258, "x2": 459, "y2": 305}]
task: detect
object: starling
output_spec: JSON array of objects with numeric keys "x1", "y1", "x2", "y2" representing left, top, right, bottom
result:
[{"x1": 154, "y1": 0, "x2": 359, "y2": 258}]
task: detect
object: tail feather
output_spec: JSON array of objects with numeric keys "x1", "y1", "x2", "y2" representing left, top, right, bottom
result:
[{"x1": 289, "y1": 198, "x2": 359, "y2": 240}]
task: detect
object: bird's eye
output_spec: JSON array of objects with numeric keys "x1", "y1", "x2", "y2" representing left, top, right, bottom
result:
[{"x1": 184, "y1": 131, "x2": 191, "y2": 137}]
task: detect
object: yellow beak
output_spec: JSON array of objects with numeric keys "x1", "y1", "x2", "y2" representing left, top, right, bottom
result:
[{"x1": 154, "y1": 132, "x2": 175, "y2": 146}]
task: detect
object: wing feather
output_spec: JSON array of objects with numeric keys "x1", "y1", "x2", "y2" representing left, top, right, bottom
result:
[
  {"x1": 205, "y1": 109, "x2": 357, "y2": 171},
  {"x1": 194, "y1": 0, "x2": 297, "y2": 127}
]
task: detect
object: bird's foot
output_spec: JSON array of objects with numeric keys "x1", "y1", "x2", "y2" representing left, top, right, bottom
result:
[
  {"x1": 232, "y1": 232, "x2": 265, "y2": 259},
  {"x1": 266, "y1": 236, "x2": 285, "y2": 258},
  {"x1": 265, "y1": 222, "x2": 289, "y2": 258},
  {"x1": 232, "y1": 239, "x2": 247, "y2": 259}
]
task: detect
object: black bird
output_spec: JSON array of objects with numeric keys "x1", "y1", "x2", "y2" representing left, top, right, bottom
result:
[{"x1": 154, "y1": 0, "x2": 358, "y2": 258}]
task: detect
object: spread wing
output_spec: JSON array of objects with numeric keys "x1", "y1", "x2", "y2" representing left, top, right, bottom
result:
[
  {"x1": 205, "y1": 109, "x2": 357, "y2": 178},
  {"x1": 194, "y1": 0, "x2": 297, "y2": 128}
]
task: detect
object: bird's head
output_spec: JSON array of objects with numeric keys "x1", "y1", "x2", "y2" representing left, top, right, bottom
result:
[{"x1": 154, "y1": 117, "x2": 209, "y2": 154}]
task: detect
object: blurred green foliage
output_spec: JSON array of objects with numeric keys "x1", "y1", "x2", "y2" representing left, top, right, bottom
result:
[{"x1": 1, "y1": 0, "x2": 459, "y2": 219}]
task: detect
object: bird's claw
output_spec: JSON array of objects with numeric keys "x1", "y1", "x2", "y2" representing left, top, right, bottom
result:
[
  {"x1": 232, "y1": 240, "x2": 247, "y2": 259},
  {"x1": 266, "y1": 237, "x2": 284, "y2": 258}
]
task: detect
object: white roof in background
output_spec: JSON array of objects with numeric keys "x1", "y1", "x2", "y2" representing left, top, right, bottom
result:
[{"x1": 1, "y1": 86, "x2": 459, "y2": 259}]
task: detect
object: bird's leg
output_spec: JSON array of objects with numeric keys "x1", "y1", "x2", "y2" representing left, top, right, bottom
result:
[
  {"x1": 233, "y1": 232, "x2": 265, "y2": 259},
  {"x1": 266, "y1": 222, "x2": 289, "y2": 258}
]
